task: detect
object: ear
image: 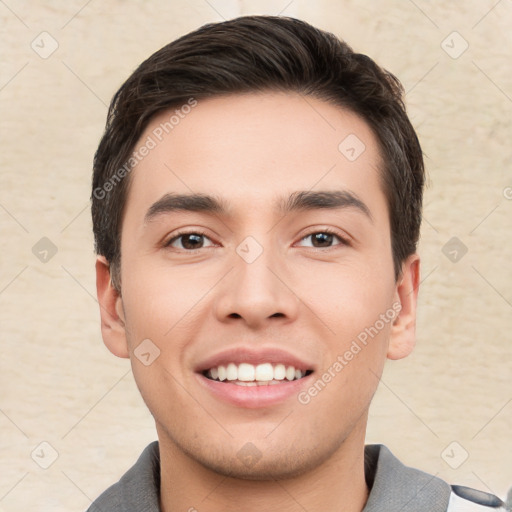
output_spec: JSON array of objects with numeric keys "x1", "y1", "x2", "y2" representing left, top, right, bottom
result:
[
  {"x1": 387, "y1": 253, "x2": 421, "y2": 360},
  {"x1": 95, "y1": 256, "x2": 129, "y2": 358}
]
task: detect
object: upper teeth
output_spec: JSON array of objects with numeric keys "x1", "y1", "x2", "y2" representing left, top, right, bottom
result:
[{"x1": 208, "y1": 363, "x2": 305, "y2": 383}]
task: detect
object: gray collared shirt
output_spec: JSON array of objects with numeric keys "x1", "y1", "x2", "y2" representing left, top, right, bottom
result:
[{"x1": 86, "y1": 442, "x2": 501, "y2": 511}]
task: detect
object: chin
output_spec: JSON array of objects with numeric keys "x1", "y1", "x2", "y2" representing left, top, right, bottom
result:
[
  {"x1": 178, "y1": 434, "x2": 342, "y2": 482},
  {"x1": 201, "y1": 453, "x2": 321, "y2": 481}
]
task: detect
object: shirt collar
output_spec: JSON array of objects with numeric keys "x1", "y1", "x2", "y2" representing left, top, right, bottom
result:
[
  {"x1": 114, "y1": 442, "x2": 452, "y2": 512},
  {"x1": 363, "y1": 444, "x2": 451, "y2": 512}
]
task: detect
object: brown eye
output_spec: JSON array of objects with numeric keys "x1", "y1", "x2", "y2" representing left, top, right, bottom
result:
[
  {"x1": 311, "y1": 232, "x2": 334, "y2": 247},
  {"x1": 167, "y1": 232, "x2": 214, "y2": 250},
  {"x1": 297, "y1": 231, "x2": 347, "y2": 248}
]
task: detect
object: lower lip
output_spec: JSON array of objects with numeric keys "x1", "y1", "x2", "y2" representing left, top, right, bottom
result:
[{"x1": 196, "y1": 373, "x2": 314, "y2": 409}]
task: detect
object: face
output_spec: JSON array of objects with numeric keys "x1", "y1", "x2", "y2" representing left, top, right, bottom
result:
[{"x1": 97, "y1": 92, "x2": 419, "y2": 480}]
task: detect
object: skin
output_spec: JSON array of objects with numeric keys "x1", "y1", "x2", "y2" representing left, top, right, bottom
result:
[{"x1": 96, "y1": 92, "x2": 420, "y2": 512}]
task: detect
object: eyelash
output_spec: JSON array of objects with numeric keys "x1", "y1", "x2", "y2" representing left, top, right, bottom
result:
[{"x1": 164, "y1": 228, "x2": 350, "y2": 251}]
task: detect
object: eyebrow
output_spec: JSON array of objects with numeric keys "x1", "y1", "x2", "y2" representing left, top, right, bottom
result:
[
  {"x1": 279, "y1": 190, "x2": 372, "y2": 221},
  {"x1": 144, "y1": 193, "x2": 228, "y2": 223},
  {"x1": 144, "y1": 190, "x2": 373, "y2": 223}
]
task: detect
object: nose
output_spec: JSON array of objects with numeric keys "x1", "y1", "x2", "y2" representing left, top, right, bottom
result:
[{"x1": 213, "y1": 240, "x2": 299, "y2": 329}]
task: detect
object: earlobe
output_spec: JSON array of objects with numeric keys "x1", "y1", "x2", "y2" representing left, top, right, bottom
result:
[
  {"x1": 387, "y1": 254, "x2": 421, "y2": 360},
  {"x1": 95, "y1": 256, "x2": 129, "y2": 358}
]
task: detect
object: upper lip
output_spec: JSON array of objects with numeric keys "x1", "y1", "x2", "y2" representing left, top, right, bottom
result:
[{"x1": 195, "y1": 347, "x2": 316, "y2": 373}]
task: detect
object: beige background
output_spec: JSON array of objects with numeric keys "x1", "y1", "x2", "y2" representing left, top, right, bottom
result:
[{"x1": 1, "y1": 1, "x2": 511, "y2": 510}]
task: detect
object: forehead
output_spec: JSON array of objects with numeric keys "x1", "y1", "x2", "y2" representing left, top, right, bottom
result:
[{"x1": 124, "y1": 92, "x2": 386, "y2": 222}]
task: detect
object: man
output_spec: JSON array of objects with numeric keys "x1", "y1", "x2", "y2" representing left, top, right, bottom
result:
[{"x1": 89, "y1": 15, "x2": 509, "y2": 512}]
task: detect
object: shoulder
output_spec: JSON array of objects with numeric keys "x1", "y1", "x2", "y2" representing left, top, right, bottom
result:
[
  {"x1": 364, "y1": 444, "x2": 451, "y2": 511},
  {"x1": 86, "y1": 441, "x2": 161, "y2": 512},
  {"x1": 364, "y1": 445, "x2": 510, "y2": 512}
]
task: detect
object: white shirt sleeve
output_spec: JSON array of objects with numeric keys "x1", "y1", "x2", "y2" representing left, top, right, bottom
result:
[{"x1": 447, "y1": 491, "x2": 506, "y2": 511}]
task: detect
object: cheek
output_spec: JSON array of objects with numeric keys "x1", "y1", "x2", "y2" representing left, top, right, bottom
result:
[
  {"x1": 121, "y1": 277, "x2": 206, "y2": 417},
  {"x1": 120, "y1": 257, "x2": 208, "y2": 337},
  {"x1": 292, "y1": 258, "x2": 395, "y2": 402},
  {"x1": 295, "y1": 259, "x2": 395, "y2": 336},
  {"x1": 119, "y1": 259, "x2": 222, "y2": 392}
]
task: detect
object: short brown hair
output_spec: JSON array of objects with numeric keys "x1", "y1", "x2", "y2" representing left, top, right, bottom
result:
[{"x1": 91, "y1": 15, "x2": 424, "y2": 289}]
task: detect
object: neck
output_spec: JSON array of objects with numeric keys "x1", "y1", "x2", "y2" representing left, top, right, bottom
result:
[{"x1": 158, "y1": 425, "x2": 369, "y2": 512}]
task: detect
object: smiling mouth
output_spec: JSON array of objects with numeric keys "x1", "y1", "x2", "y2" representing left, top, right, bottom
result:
[{"x1": 202, "y1": 362, "x2": 313, "y2": 386}]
